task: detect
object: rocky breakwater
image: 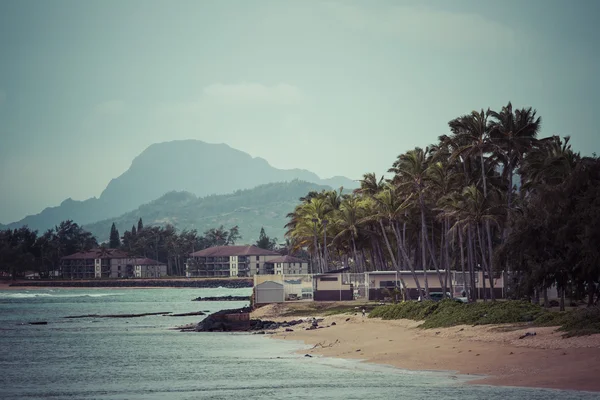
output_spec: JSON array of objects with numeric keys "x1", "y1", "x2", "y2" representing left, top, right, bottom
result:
[
  {"x1": 194, "y1": 307, "x2": 305, "y2": 333},
  {"x1": 192, "y1": 295, "x2": 250, "y2": 301}
]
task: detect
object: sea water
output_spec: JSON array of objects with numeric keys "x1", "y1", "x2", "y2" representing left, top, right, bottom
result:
[{"x1": 0, "y1": 288, "x2": 597, "y2": 400}]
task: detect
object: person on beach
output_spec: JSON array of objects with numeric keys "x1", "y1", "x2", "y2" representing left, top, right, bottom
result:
[{"x1": 362, "y1": 308, "x2": 366, "y2": 318}]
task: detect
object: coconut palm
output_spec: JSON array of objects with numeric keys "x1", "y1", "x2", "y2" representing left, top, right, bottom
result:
[{"x1": 487, "y1": 102, "x2": 542, "y2": 208}]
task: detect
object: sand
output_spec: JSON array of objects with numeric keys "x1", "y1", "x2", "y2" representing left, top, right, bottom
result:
[{"x1": 252, "y1": 304, "x2": 600, "y2": 392}]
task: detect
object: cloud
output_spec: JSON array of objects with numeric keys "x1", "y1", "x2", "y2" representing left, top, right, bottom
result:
[
  {"x1": 322, "y1": 2, "x2": 516, "y2": 50},
  {"x1": 93, "y1": 100, "x2": 125, "y2": 115},
  {"x1": 202, "y1": 83, "x2": 302, "y2": 106}
]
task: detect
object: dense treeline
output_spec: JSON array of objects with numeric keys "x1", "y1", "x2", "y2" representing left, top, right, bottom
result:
[
  {"x1": 118, "y1": 219, "x2": 243, "y2": 275},
  {"x1": 0, "y1": 220, "x2": 97, "y2": 278},
  {"x1": 0, "y1": 216, "x2": 284, "y2": 278},
  {"x1": 285, "y1": 102, "x2": 600, "y2": 309}
]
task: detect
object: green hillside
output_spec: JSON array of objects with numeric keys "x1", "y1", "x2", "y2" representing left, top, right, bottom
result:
[{"x1": 84, "y1": 180, "x2": 333, "y2": 243}]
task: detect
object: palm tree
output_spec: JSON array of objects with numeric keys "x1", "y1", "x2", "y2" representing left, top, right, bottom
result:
[
  {"x1": 332, "y1": 196, "x2": 365, "y2": 271},
  {"x1": 360, "y1": 185, "x2": 419, "y2": 298},
  {"x1": 390, "y1": 148, "x2": 446, "y2": 296},
  {"x1": 488, "y1": 102, "x2": 542, "y2": 208}
]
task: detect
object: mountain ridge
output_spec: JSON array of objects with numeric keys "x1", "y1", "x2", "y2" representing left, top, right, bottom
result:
[{"x1": 4, "y1": 140, "x2": 357, "y2": 233}]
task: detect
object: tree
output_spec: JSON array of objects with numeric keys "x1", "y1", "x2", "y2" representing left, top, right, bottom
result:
[
  {"x1": 256, "y1": 227, "x2": 277, "y2": 250},
  {"x1": 109, "y1": 223, "x2": 121, "y2": 248},
  {"x1": 131, "y1": 225, "x2": 137, "y2": 236},
  {"x1": 137, "y1": 218, "x2": 144, "y2": 232}
]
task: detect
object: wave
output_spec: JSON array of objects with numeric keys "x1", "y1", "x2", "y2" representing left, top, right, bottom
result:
[{"x1": 0, "y1": 292, "x2": 122, "y2": 299}]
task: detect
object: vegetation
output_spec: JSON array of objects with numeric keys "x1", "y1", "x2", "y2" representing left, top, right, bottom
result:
[
  {"x1": 0, "y1": 221, "x2": 97, "y2": 278},
  {"x1": 255, "y1": 227, "x2": 277, "y2": 250},
  {"x1": 109, "y1": 223, "x2": 121, "y2": 249},
  {"x1": 0, "y1": 219, "x2": 283, "y2": 277},
  {"x1": 369, "y1": 300, "x2": 600, "y2": 337},
  {"x1": 83, "y1": 181, "x2": 331, "y2": 243},
  {"x1": 285, "y1": 102, "x2": 600, "y2": 308}
]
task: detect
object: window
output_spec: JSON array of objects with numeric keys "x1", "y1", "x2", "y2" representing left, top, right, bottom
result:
[
  {"x1": 380, "y1": 280, "x2": 401, "y2": 288},
  {"x1": 320, "y1": 277, "x2": 338, "y2": 282},
  {"x1": 256, "y1": 256, "x2": 259, "y2": 261}
]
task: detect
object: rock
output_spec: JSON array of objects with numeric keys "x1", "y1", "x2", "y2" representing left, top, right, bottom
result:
[
  {"x1": 345, "y1": 318, "x2": 350, "y2": 322},
  {"x1": 519, "y1": 332, "x2": 537, "y2": 339},
  {"x1": 331, "y1": 322, "x2": 336, "y2": 326},
  {"x1": 304, "y1": 354, "x2": 312, "y2": 357},
  {"x1": 28, "y1": 321, "x2": 48, "y2": 325},
  {"x1": 192, "y1": 295, "x2": 250, "y2": 302},
  {"x1": 285, "y1": 328, "x2": 294, "y2": 332}
]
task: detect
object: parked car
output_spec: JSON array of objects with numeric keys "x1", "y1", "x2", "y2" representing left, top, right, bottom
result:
[
  {"x1": 418, "y1": 291, "x2": 466, "y2": 302},
  {"x1": 429, "y1": 292, "x2": 451, "y2": 302}
]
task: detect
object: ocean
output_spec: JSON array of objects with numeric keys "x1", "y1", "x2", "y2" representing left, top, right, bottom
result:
[{"x1": 0, "y1": 288, "x2": 597, "y2": 400}]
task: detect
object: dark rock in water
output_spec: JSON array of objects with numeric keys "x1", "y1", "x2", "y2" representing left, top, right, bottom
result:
[
  {"x1": 192, "y1": 295, "x2": 250, "y2": 302},
  {"x1": 304, "y1": 354, "x2": 312, "y2": 358},
  {"x1": 169, "y1": 311, "x2": 206, "y2": 317},
  {"x1": 331, "y1": 322, "x2": 337, "y2": 326},
  {"x1": 285, "y1": 328, "x2": 294, "y2": 332},
  {"x1": 194, "y1": 308, "x2": 305, "y2": 333},
  {"x1": 28, "y1": 321, "x2": 47, "y2": 325},
  {"x1": 195, "y1": 306, "x2": 252, "y2": 332},
  {"x1": 345, "y1": 318, "x2": 350, "y2": 322}
]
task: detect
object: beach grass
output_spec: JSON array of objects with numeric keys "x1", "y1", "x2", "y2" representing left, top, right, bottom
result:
[{"x1": 369, "y1": 300, "x2": 600, "y2": 337}]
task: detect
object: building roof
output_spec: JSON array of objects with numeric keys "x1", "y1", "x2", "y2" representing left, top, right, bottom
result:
[
  {"x1": 366, "y1": 270, "x2": 447, "y2": 275},
  {"x1": 190, "y1": 245, "x2": 280, "y2": 257},
  {"x1": 264, "y1": 255, "x2": 306, "y2": 264},
  {"x1": 61, "y1": 248, "x2": 131, "y2": 260},
  {"x1": 132, "y1": 258, "x2": 164, "y2": 266},
  {"x1": 313, "y1": 266, "x2": 351, "y2": 276}
]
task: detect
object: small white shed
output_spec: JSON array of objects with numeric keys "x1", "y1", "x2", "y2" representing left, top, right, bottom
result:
[{"x1": 255, "y1": 280, "x2": 285, "y2": 304}]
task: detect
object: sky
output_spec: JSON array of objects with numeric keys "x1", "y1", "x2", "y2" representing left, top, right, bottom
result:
[{"x1": 0, "y1": 0, "x2": 599, "y2": 223}]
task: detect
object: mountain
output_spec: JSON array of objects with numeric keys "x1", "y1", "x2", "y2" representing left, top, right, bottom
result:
[
  {"x1": 4, "y1": 140, "x2": 357, "y2": 232},
  {"x1": 83, "y1": 180, "x2": 331, "y2": 243}
]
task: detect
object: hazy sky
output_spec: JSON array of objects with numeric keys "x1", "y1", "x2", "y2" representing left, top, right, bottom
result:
[{"x1": 1, "y1": 0, "x2": 599, "y2": 223}]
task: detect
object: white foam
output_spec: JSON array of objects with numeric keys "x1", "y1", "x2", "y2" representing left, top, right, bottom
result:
[{"x1": 0, "y1": 292, "x2": 121, "y2": 299}]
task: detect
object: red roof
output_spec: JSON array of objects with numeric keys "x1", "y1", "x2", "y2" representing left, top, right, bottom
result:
[
  {"x1": 61, "y1": 248, "x2": 131, "y2": 260},
  {"x1": 264, "y1": 255, "x2": 306, "y2": 264},
  {"x1": 190, "y1": 245, "x2": 280, "y2": 257}
]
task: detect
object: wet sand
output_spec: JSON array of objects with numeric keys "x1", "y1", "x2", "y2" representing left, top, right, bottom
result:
[{"x1": 253, "y1": 305, "x2": 600, "y2": 392}]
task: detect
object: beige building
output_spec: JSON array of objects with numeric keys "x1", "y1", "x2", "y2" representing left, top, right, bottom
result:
[
  {"x1": 366, "y1": 270, "x2": 505, "y2": 300},
  {"x1": 60, "y1": 249, "x2": 167, "y2": 279},
  {"x1": 186, "y1": 245, "x2": 283, "y2": 277},
  {"x1": 264, "y1": 255, "x2": 309, "y2": 275}
]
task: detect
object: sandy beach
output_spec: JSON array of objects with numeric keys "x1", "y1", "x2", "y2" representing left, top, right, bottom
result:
[{"x1": 253, "y1": 304, "x2": 600, "y2": 392}]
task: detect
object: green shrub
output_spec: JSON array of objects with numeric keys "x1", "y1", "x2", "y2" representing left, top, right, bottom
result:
[{"x1": 369, "y1": 300, "x2": 600, "y2": 338}]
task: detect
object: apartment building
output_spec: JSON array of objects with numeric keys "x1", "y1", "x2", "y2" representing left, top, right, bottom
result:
[{"x1": 186, "y1": 245, "x2": 283, "y2": 277}]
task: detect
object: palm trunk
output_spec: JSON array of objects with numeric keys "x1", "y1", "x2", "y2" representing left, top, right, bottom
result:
[
  {"x1": 485, "y1": 221, "x2": 496, "y2": 300},
  {"x1": 476, "y1": 223, "x2": 489, "y2": 302},
  {"x1": 444, "y1": 218, "x2": 452, "y2": 296},
  {"x1": 351, "y1": 235, "x2": 360, "y2": 273},
  {"x1": 458, "y1": 227, "x2": 467, "y2": 299},
  {"x1": 378, "y1": 220, "x2": 410, "y2": 294},
  {"x1": 467, "y1": 225, "x2": 476, "y2": 301},
  {"x1": 420, "y1": 199, "x2": 445, "y2": 294},
  {"x1": 392, "y1": 221, "x2": 421, "y2": 297}
]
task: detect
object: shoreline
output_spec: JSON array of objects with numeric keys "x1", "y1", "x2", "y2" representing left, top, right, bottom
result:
[
  {"x1": 0, "y1": 278, "x2": 252, "y2": 290},
  {"x1": 252, "y1": 306, "x2": 600, "y2": 392}
]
